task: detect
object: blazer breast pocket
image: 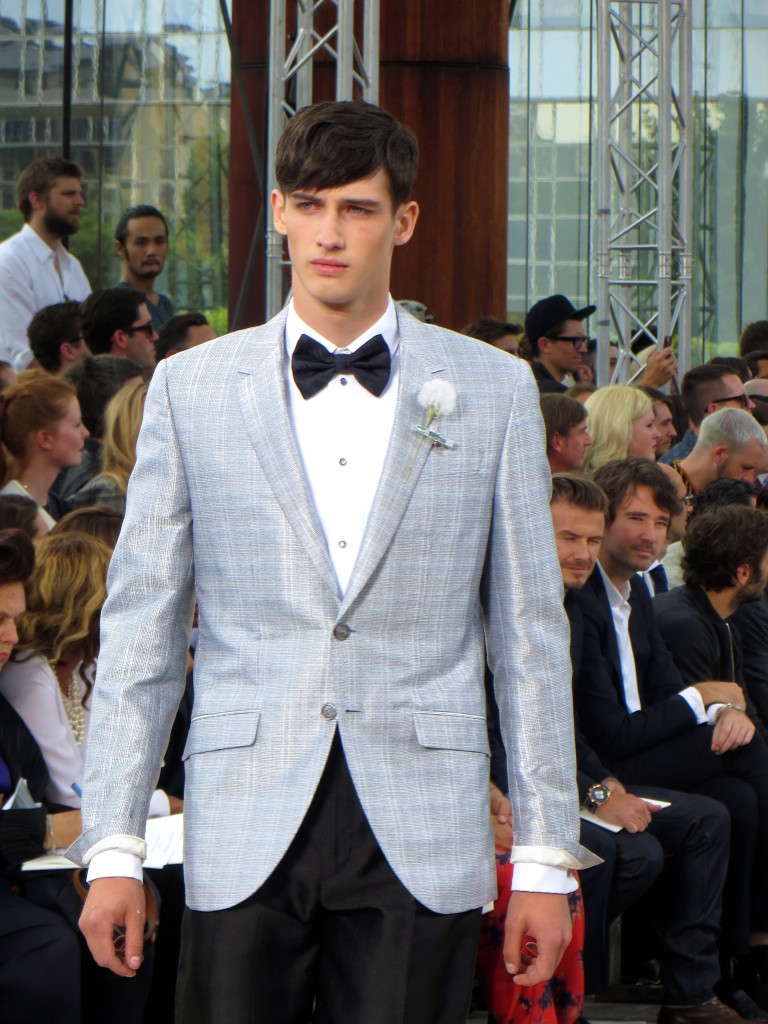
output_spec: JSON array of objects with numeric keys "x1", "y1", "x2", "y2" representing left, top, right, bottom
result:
[{"x1": 182, "y1": 709, "x2": 261, "y2": 761}]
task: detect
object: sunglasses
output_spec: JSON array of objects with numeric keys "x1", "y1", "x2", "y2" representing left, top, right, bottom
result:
[{"x1": 124, "y1": 321, "x2": 155, "y2": 338}]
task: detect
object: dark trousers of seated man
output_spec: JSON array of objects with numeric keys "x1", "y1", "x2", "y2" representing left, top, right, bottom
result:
[
  {"x1": 610, "y1": 727, "x2": 768, "y2": 960},
  {"x1": 176, "y1": 734, "x2": 482, "y2": 1024},
  {"x1": 580, "y1": 787, "x2": 729, "y2": 1003}
]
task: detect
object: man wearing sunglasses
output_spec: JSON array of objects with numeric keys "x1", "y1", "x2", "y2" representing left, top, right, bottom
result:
[
  {"x1": 80, "y1": 286, "x2": 158, "y2": 375},
  {"x1": 525, "y1": 294, "x2": 596, "y2": 394}
]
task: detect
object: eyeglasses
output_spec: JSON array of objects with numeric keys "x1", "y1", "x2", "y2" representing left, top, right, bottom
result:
[
  {"x1": 552, "y1": 335, "x2": 593, "y2": 347},
  {"x1": 710, "y1": 393, "x2": 751, "y2": 408},
  {"x1": 124, "y1": 321, "x2": 155, "y2": 338}
]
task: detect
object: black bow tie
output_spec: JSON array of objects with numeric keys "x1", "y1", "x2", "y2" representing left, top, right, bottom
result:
[{"x1": 291, "y1": 333, "x2": 391, "y2": 400}]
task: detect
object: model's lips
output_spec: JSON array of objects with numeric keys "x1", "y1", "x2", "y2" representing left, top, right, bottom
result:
[{"x1": 311, "y1": 258, "x2": 349, "y2": 276}]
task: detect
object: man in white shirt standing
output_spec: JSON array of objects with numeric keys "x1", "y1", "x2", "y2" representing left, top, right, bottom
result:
[
  {"x1": 0, "y1": 156, "x2": 91, "y2": 371},
  {"x1": 72, "y1": 100, "x2": 595, "y2": 1024}
]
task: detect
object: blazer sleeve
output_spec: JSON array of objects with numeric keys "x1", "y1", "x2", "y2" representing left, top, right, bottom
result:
[
  {"x1": 69, "y1": 359, "x2": 195, "y2": 862},
  {"x1": 573, "y1": 587, "x2": 697, "y2": 763}
]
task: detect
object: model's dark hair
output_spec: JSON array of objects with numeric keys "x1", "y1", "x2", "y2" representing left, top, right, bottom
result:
[
  {"x1": 0, "y1": 528, "x2": 35, "y2": 584},
  {"x1": 16, "y1": 156, "x2": 83, "y2": 220},
  {"x1": 592, "y1": 456, "x2": 683, "y2": 524},
  {"x1": 682, "y1": 505, "x2": 768, "y2": 591},
  {"x1": 551, "y1": 473, "x2": 609, "y2": 518},
  {"x1": 27, "y1": 301, "x2": 82, "y2": 373},
  {"x1": 155, "y1": 312, "x2": 210, "y2": 360},
  {"x1": 540, "y1": 395, "x2": 587, "y2": 449},
  {"x1": 275, "y1": 100, "x2": 419, "y2": 209},
  {"x1": 114, "y1": 205, "x2": 168, "y2": 247},
  {"x1": 462, "y1": 317, "x2": 523, "y2": 345},
  {"x1": 63, "y1": 354, "x2": 143, "y2": 437},
  {"x1": 80, "y1": 287, "x2": 145, "y2": 355}
]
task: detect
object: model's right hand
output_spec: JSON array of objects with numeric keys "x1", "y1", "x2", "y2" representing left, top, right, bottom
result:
[
  {"x1": 595, "y1": 792, "x2": 656, "y2": 833},
  {"x1": 79, "y1": 877, "x2": 146, "y2": 977}
]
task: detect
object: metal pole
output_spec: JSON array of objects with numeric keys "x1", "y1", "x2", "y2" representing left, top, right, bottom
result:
[
  {"x1": 595, "y1": 0, "x2": 612, "y2": 388},
  {"x1": 677, "y1": 0, "x2": 693, "y2": 374},
  {"x1": 657, "y1": 0, "x2": 672, "y2": 349}
]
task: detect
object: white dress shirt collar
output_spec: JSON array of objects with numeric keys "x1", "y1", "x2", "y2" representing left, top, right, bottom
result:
[
  {"x1": 597, "y1": 562, "x2": 642, "y2": 713},
  {"x1": 285, "y1": 296, "x2": 400, "y2": 359},
  {"x1": 21, "y1": 222, "x2": 66, "y2": 265}
]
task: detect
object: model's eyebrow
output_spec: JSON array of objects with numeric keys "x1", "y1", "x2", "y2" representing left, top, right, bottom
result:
[{"x1": 289, "y1": 191, "x2": 384, "y2": 210}]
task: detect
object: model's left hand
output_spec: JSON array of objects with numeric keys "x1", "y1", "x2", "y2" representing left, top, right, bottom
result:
[
  {"x1": 489, "y1": 783, "x2": 513, "y2": 850},
  {"x1": 712, "y1": 707, "x2": 755, "y2": 753},
  {"x1": 504, "y1": 890, "x2": 572, "y2": 985}
]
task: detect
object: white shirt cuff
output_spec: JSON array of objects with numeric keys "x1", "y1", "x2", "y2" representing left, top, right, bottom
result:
[
  {"x1": 511, "y1": 863, "x2": 578, "y2": 894},
  {"x1": 679, "y1": 686, "x2": 707, "y2": 724},
  {"x1": 706, "y1": 703, "x2": 727, "y2": 726},
  {"x1": 148, "y1": 789, "x2": 171, "y2": 818},
  {"x1": 86, "y1": 849, "x2": 144, "y2": 883}
]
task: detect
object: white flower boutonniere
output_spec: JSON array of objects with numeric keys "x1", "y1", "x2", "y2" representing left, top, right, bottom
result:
[{"x1": 404, "y1": 378, "x2": 458, "y2": 482}]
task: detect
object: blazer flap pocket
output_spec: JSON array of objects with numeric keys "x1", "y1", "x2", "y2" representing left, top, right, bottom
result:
[
  {"x1": 413, "y1": 712, "x2": 489, "y2": 755},
  {"x1": 182, "y1": 710, "x2": 261, "y2": 760}
]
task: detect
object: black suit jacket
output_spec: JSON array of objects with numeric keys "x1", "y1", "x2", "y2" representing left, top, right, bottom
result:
[{"x1": 572, "y1": 568, "x2": 697, "y2": 763}]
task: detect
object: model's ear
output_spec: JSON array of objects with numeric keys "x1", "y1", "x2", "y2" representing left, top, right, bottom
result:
[
  {"x1": 271, "y1": 190, "x2": 288, "y2": 237},
  {"x1": 393, "y1": 200, "x2": 419, "y2": 247}
]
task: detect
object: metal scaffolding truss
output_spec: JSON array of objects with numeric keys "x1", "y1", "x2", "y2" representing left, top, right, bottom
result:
[
  {"x1": 266, "y1": 0, "x2": 380, "y2": 317},
  {"x1": 595, "y1": 0, "x2": 692, "y2": 386}
]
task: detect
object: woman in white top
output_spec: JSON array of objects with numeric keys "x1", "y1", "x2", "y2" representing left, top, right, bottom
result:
[{"x1": 0, "y1": 370, "x2": 89, "y2": 525}]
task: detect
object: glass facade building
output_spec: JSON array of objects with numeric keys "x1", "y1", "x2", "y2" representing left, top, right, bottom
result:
[
  {"x1": 0, "y1": 1, "x2": 230, "y2": 330},
  {"x1": 509, "y1": 1, "x2": 768, "y2": 359}
]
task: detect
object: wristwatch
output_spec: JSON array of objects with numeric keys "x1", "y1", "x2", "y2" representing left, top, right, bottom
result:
[{"x1": 584, "y1": 783, "x2": 611, "y2": 812}]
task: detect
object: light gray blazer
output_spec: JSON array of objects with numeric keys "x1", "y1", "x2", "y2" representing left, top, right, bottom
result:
[{"x1": 72, "y1": 307, "x2": 593, "y2": 912}]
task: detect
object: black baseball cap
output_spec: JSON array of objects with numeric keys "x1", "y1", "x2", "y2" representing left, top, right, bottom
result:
[{"x1": 525, "y1": 294, "x2": 596, "y2": 346}]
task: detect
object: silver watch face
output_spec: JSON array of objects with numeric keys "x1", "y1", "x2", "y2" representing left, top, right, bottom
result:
[{"x1": 590, "y1": 785, "x2": 609, "y2": 805}]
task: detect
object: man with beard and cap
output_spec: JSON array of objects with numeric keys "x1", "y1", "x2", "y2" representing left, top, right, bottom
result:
[
  {"x1": 114, "y1": 205, "x2": 174, "y2": 331},
  {"x1": 0, "y1": 157, "x2": 91, "y2": 372}
]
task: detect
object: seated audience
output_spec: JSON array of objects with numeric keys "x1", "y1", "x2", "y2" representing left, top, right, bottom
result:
[
  {"x1": 58, "y1": 353, "x2": 143, "y2": 498},
  {"x1": 739, "y1": 321, "x2": 768, "y2": 358},
  {"x1": 709, "y1": 355, "x2": 751, "y2": 383},
  {"x1": 51, "y1": 503, "x2": 124, "y2": 548},
  {"x1": 745, "y1": 351, "x2": 768, "y2": 381},
  {"x1": 661, "y1": 407, "x2": 767, "y2": 500},
  {"x1": 0, "y1": 370, "x2": 89, "y2": 525},
  {"x1": 564, "y1": 381, "x2": 597, "y2": 404},
  {"x1": 525, "y1": 294, "x2": 595, "y2": 394},
  {"x1": 0, "y1": 493, "x2": 49, "y2": 544},
  {"x1": 113, "y1": 204, "x2": 174, "y2": 331},
  {"x1": 661, "y1": 364, "x2": 755, "y2": 465},
  {"x1": 70, "y1": 380, "x2": 147, "y2": 513},
  {"x1": 155, "y1": 312, "x2": 216, "y2": 361},
  {"x1": 663, "y1": 479, "x2": 759, "y2": 588},
  {"x1": 27, "y1": 301, "x2": 89, "y2": 375},
  {"x1": 395, "y1": 298, "x2": 436, "y2": 324},
  {"x1": 0, "y1": 362, "x2": 17, "y2": 391},
  {"x1": 638, "y1": 385, "x2": 679, "y2": 458},
  {"x1": 462, "y1": 316, "x2": 523, "y2": 355},
  {"x1": 540, "y1": 394, "x2": 592, "y2": 473},
  {"x1": 574, "y1": 456, "x2": 768, "y2": 1018},
  {"x1": 584, "y1": 385, "x2": 659, "y2": 471},
  {"x1": 80, "y1": 286, "x2": 158, "y2": 375},
  {"x1": 731, "y1": 487, "x2": 768, "y2": 730}
]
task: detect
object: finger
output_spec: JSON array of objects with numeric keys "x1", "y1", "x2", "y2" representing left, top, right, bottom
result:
[
  {"x1": 81, "y1": 911, "x2": 139, "y2": 978},
  {"x1": 503, "y1": 916, "x2": 525, "y2": 975},
  {"x1": 123, "y1": 904, "x2": 146, "y2": 972},
  {"x1": 513, "y1": 936, "x2": 567, "y2": 987}
]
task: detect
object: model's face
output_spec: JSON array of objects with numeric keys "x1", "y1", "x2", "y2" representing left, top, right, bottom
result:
[
  {"x1": 652, "y1": 401, "x2": 677, "y2": 456},
  {"x1": 117, "y1": 216, "x2": 168, "y2": 280},
  {"x1": 45, "y1": 397, "x2": 89, "y2": 468},
  {"x1": 551, "y1": 500, "x2": 605, "y2": 590},
  {"x1": 121, "y1": 303, "x2": 158, "y2": 368},
  {"x1": 0, "y1": 581, "x2": 25, "y2": 669},
  {"x1": 540, "y1": 318, "x2": 588, "y2": 376},
  {"x1": 552, "y1": 420, "x2": 591, "y2": 471},
  {"x1": 38, "y1": 176, "x2": 85, "y2": 237},
  {"x1": 601, "y1": 485, "x2": 670, "y2": 580},
  {"x1": 271, "y1": 170, "x2": 418, "y2": 332},
  {"x1": 628, "y1": 410, "x2": 660, "y2": 460},
  {"x1": 717, "y1": 439, "x2": 766, "y2": 484}
]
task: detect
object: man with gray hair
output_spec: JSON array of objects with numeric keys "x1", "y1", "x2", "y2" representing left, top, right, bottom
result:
[{"x1": 660, "y1": 407, "x2": 767, "y2": 500}]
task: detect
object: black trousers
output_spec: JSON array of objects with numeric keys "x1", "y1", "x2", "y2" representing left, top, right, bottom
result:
[
  {"x1": 580, "y1": 787, "x2": 729, "y2": 1003},
  {"x1": 613, "y1": 727, "x2": 768, "y2": 956},
  {"x1": 176, "y1": 735, "x2": 482, "y2": 1024}
]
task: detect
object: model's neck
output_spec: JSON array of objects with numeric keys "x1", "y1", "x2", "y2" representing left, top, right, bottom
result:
[{"x1": 293, "y1": 294, "x2": 389, "y2": 349}]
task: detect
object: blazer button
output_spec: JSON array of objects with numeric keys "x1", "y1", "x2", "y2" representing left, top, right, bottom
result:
[
  {"x1": 321, "y1": 703, "x2": 337, "y2": 720},
  {"x1": 333, "y1": 623, "x2": 351, "y2": 640}
]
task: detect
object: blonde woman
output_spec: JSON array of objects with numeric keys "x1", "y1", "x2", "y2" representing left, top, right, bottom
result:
[
  {"x1": 69, "y1": 379, "x2": 147, "y2": 512},
  {"x1": 584, "y1": 385, "x2": 660, "y2": 472},
  {"x1": 0, "y1": 370, "x2": 89, "y2": 525},
  {"x1": 0, "y1": 532, "x2": 110, "y2": 807}
]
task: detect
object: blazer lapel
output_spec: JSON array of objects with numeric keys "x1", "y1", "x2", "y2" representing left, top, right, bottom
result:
[
  {"x1": 340, "y1": 318, "x2": 449, "y2": 615},
  {"x1": 588, "y1": 570, "x2": 626, "y2": 700},
  {"x1": 236, "y1": 326, "x2": 340, "y2": 599}
]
